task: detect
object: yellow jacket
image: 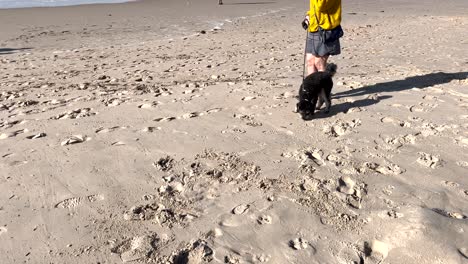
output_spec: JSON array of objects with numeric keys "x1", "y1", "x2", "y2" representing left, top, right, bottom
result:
[{"x1": 307, "y1": 0, "x2": 342, "y2": 32}]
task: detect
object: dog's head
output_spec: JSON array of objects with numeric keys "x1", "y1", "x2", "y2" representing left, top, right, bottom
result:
[
  {"x1": 326, "y1": 63, "x2": 338, "y2": 77},
  {"x1": 296, "y1": 100, "x2": 316, "y2": 120}
]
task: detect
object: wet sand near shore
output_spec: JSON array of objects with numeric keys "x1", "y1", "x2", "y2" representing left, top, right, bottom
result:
[{"x1": 1, "y1": 0, "x2": 467, "y2": 263}]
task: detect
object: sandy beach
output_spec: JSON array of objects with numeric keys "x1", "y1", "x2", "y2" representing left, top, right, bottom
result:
[{"x1": 1, "y1": 0, "x2": 468, "y2": 263}]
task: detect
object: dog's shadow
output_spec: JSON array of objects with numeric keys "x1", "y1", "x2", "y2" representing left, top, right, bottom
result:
[
  {"x1": 306, "y1": 71, "x2": 467, "y2": 120},
  {"x1": 311, "y1": 95, "x2": 392, "y2": 119},
  {"x1": 0, "y1": 47, "x2": 32, "y2": 55}
]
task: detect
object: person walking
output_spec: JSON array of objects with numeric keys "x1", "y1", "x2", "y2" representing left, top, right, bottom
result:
[{"x1": 302, "y1": 0, "x2": 342, "y2": 75}]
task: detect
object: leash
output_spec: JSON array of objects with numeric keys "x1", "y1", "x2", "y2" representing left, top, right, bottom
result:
[{"x1": 303, "y1": 29, "x2": 308, "y2": 81}]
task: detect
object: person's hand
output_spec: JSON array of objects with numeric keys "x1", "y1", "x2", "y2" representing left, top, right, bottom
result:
[{"x1": 302, "y1": 16, "x2": 310, "y2": 30}]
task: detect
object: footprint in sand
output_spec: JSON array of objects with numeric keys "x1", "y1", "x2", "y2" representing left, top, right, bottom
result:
[
  {"x1": 15, "y1": 99, "x2": 39, "y2": 108},
  {"x1": 0, "y1": 119, "x2": 25, "y2": 129},
  {"x1": 387, "y1": 209, "x2": 404, "y2": 218},
  {"x1": 380, "y1": 117, "x2": 410, "y2": 127},
  {"x1": 224, "y1": 254, "x2": 241, "y2": 263},
  {"x1": 172, "y1": 240, "x2": 213, "y2": 264},
  {"x1": 221, "y1": 127, "x2": 247, "y2": 134},
  {"x1": 442, "y1": 181, "x2": 460, "y2": 188},
  {"x1": 0, "y1": 129, "x2": 29, "y2": 140},
  {"x1": 457, "y1": 161, "x2": 468, "y2": 168},
  {"x1": 138, "y1": 102, "x2": 159, "y2": 109},
  {"x1": 174, "y1": 242, "x2": 211, "y2": 264},
  {"x1": 344, "y1": 104, "x2": 365, "y2": 114},
  {"x1": 419, "y1": 122, "x2": 451, "y2": 137},
  {"x1": 364, "y1": 162, "x2": 405, "y2": 175},
  {"x1": 61, "y1": 135, "x2": 90, "y2": 146},
  {"x1": 122, "y1": 203, "x2": 183, "y2": 227},
  {"x1": 153, "y1": 156, "x2": 174, "y2": 172},
  {"x1": 336, "y1": 246, "x2": 363, "y2": 264},
  {"x1": 232, "y1": 204, "x2": 249, "y2": 215},
  {"x1": 431, "y1": 208, "x2": 467, "y2": 220},
  {"x1": 182, "y1": 87, "x2": 203, "y2": 94},
  {"x1": 409, "y1": 103, "x2": 437, "y2": 113},
  {"x1": 252, "y1": 254, "x2": 271, "y2": 262},
  {"x1": 26, "y1": 133, "x2": 46, "y2": 139},
  {"x1": 154, "y1": 108, "x2": 223, "y2": 122},
  {"x1": 289, "y1": 238, "x2": 310, "y2": 250},
  {"x1": 257, "y1": 215, "x2": 272, "y2": 225},
  {"x1": 282, "y1": 148, "x2": 326, "y2": 168},
  {"x1": 111, "y1": 234, "x2": 160, "y2": 263},
  {"x1": 141, "y1": 127, "x2": 161, "y2": 132},
  {"x1": 417, "y1": 152, "x2": 443, "y2": 169},
  {"x1": 324, "y1": 119, "x2": 361, "y2": 137},
  {"x1": 51, "y1": 108, "x2": 96, "y2": 120},
  {"x1": 205, "y1": 108, "x2": 223, "y2": 114},
  {"x1": 103, "y1": 98, "x2": 125, "y2": 107},
  {"x1": 382, "y1": 134, "x2": 418, "y2": 147},
  {"x1": 95, "y1": 126, "x2": 122, "y2": 134},
  {"x1": 234, "y1": 114, "x2": 263, "y2": 127},
  {"x1": 154, "y1": 117, "x2": 177, "y2": 122},
  {"x1": 219, "y1": 217, "x2": 241, "y2": 228},
  {"x1": 55, "y1": 194, "x2": 104, "y2": 209},
  {"x1": 441, "y1": 181, "x2": 468, "y2": 198},
  {"x1": 179, "y1": 112, "x2": 202, "y2": 119},
  {"x1": 242, "y1": 96, "x2": 256, "y2": 101},
  {"x1": 45, "y1": 98, "x2": 67, "y2": 106},
  {"x1": 455, "y1": 137, "x2": 468, "y2": 147}
]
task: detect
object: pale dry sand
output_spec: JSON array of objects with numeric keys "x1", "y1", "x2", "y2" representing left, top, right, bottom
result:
[{"x1": 1, "y1": 0, "x2": 468, "y2": 263}]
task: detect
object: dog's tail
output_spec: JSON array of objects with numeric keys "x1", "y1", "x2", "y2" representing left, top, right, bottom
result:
[{"x1": 326, "y1": 63, "x2": 338, "y2": 77}]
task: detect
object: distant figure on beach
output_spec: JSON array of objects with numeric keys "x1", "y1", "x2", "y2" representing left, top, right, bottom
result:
[
  {"x1": 302, "y1": 0, "x2": 342, "y2": 75},
  {"x1": 218, "y1": 0, "x2": 223, "y2": 5}
]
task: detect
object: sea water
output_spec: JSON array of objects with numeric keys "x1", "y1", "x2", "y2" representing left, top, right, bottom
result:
[{"x1": 0, "y1": 0, "x2": 130, "y2": 9}]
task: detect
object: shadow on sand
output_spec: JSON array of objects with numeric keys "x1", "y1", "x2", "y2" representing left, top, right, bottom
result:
[
  {"x1": 312, "y1": 71, "x2": 468, "y2": 119},
  {"x1": 0, "y1": 48, "x2": 32, "y2": 55},
  {"x1": 334, "y1": 71, "x2": 468, "y2": 99}
]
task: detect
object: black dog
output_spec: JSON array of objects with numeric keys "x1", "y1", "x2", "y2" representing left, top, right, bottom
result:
[{"x1": 296, "y1": 63, "x2": 337, "y2": 120}]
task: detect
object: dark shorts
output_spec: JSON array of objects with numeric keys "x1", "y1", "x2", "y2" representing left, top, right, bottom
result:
[{"x1": 306, "y1": 31, "x2": 341, "y2": 57}]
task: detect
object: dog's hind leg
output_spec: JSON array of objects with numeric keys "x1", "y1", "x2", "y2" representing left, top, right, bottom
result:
[
  {"x1": 317, "y1": 90, "x2": 325, "y2": 110},
  {"x1": 324, "y1": 92, "x2": 331, "y2": 113}
]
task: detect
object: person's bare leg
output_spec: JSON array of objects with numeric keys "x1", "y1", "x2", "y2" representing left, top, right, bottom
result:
[
  {"x1": 314, "y1": 55, "x2": 329, "y2": 72},
  {"x1": 306, "y1": 54, "x2": 330, "y2": 76},
  {"x1": 306, "y1": 53, "x2": 317, "y2": 75}
]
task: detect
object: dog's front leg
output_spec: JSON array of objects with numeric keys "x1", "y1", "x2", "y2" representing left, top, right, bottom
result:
[
  {"x1": 311, "y1": 97, "x2": 318, "y2": 116},
  {"x1": 317, "y1": 97, "x2": 324, "y2": 110}
]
